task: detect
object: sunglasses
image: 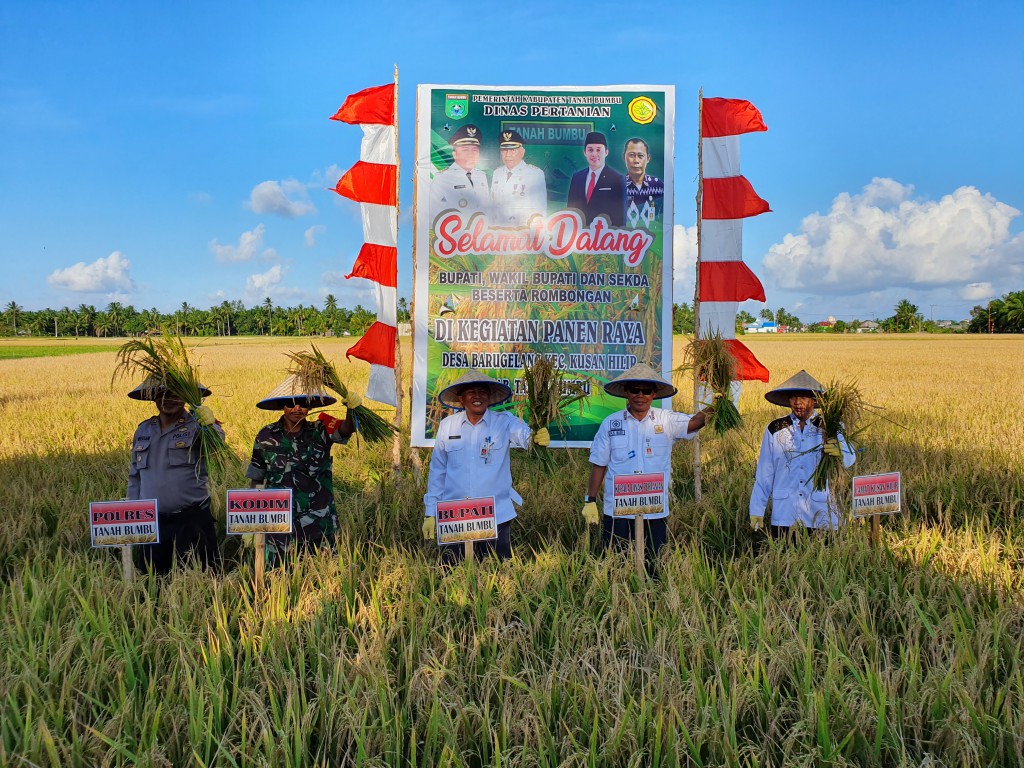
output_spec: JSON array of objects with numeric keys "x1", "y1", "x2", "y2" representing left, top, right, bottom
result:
[{"x1": 626, "y1": 386, "x2": 655, "y2": 395}]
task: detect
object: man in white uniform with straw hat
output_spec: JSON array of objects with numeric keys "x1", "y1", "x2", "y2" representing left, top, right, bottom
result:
[
  {"x1": 749, "y1": 370, "x2": 856, "y2": 537},
  {"x1": 423, "y1": 369, "x2": 549, "y2": 564},
  {"x1": 127, "y1": 376, "x2": 221, "y2": 574},
  {"x1": 247, "y1": 374, "x2": 358, "y2": 565},
  {"x1": 583, "y1": 363, "x2": 710, "y2": 577}
]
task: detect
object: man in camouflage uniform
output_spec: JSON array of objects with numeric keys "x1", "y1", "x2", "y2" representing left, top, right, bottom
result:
[{"x1": 247, "y1": 375, "x2": 359, "y2": 565}]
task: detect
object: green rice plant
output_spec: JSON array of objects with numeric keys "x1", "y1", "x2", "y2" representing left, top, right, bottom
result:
[
  {"x1": 111, "y1": 332, "x2": 237, "y2": 478},
  {"x1": 514, "y1": 353, "x2": 590, "y2": 465},
  {"x1": 677, "y1": 332, "x2": 742, "y2": 434},
  {"x1": 811, "y1": 379, "x2": 865, "y2": 492},
  {"x1": 285, "y1": 345, "x2": 398, "y2": 443}
]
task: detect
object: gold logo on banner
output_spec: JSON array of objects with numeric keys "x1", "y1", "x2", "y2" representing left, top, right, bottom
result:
[{"x1": 628, "y1": 96, "x2": 657, "y2": 125}]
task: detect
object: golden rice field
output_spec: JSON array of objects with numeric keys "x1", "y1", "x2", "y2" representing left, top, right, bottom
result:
[{"x1": 1, "y1": 334, "x2": 1022, "y2": 767}]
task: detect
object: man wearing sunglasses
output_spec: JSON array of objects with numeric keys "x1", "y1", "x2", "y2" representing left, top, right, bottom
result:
[{"x1": 584, "y1": 363, "x2": 711, "y2": 576}]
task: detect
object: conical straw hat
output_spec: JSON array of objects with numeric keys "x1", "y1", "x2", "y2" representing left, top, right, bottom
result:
[
  {"x1": 604, "y1": 362, "x2": 677, "y2": 400},
  {"x1": 127, "y1": 375, "x2": 212, "y2": 401},
  {"x1": 438, "y1": 369, "x2": 512, "y2": 409},
  {"x1": 764, "y1": 369, "x2": 824, "y2": 406},
  {"x1": 257, "y1": 374, "x2": 337, "y2": 410}
]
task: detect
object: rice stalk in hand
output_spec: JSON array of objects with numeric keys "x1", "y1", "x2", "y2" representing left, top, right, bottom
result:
[
  {"x1": 678, "y1": 333, "x2": 742, "y2": 434},
  {"x1": 284, "y1": 345, "x2": 397, "y2": 443},
  {"x1": 811, "y1": 379, "x2": 865, "y2": 492},
  {"x1": 516, "y1": 355, "x2": 590, "y2": 465},
  {"x1": 112, "y1": 333, "x2": 237, "y2": 477}
]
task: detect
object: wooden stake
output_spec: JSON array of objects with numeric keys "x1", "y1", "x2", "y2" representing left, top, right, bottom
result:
[
  {"x1": 463, "y1": 540, "x2": 474, "y2": 561},
  {"x1": 635, "y1": 514, "x2": 645, "y2": 577},
  {"x1": 254, "y1": 533, "x2": 265, "y2": 588},
  {"x1": 407, "y1": 75, "x2": 424, "y2": 482},
  {"x1": 120, "y1": 545, "x2": 134, "y2": 582},
  {"x1": 869, "y1": 515, "x2": 881, "y2": 547}
]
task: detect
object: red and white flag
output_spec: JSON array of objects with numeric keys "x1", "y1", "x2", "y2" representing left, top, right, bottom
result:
[
  {"x1": 698, "y1": 96, "x2": 770, "y2": 383},
  {"x1": 330, "y1": 83, "x2": 398, "y2": 405}
]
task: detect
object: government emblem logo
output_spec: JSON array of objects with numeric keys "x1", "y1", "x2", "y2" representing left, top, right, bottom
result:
[
  {"x1": 627, "y1": 96, "x2": 657, "y2": 125},
  {"x1": 445, "y1": 93, "x2": 469, "y2": 120}
]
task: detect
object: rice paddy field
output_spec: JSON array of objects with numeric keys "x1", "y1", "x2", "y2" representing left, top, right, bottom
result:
[{"x1": 1, "y1": 334, "x2": 1022, "y2": 767}]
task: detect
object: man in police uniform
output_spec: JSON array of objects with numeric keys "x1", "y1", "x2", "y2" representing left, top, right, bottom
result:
[
  {"x1": 566, "y1": 131, "x2": 626, "y2": 226},
  {"x1": 489, "y1": 129, "x2": 547, "y2": 227},
  {"x1": 127, "y1": 377, "x2": 222, "y2": 574},
  {"x1": 749, "y1": 370, "x2": 856, "y2": 538},
  {"x1": 582, "y1": 363, "x2": 710, "y2": 576},
  {"x1": 623, "y1": 137, "x2": 664, "y2": 229},
  {"x1": 429, "y1": 124, "x2": 491, "y2": 221},
  {"x1": 422, "y1": 370, "x2": 549, "y2": 565}
]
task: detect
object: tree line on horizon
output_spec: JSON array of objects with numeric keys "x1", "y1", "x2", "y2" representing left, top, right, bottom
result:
[
  {"x1": 2, "y1": 291, "x2": 1022, "y2": 338},
  {"x1": 0, "y1": 295, "x2": 411, "y2": 339}
]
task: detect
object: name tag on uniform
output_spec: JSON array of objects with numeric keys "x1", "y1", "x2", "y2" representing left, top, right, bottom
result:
[
  {"x1": 454, "y1": 184, "x2": 467, "y2": 189},
  {"x1": 608, "y1": 428, "x2": 625, "y2": 436}
]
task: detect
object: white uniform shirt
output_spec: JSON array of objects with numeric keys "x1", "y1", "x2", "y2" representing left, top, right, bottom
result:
[
  {"x1": 425, "y1": 409, "x2": 532, "y2": 524},
  {"x1": 749, "y1": 412, "x2": 856, "y2": 529},
  {"x1": 589, "y1": 407, "x2": 699, "y2": 520},
  {"x1": 490, "y1": 161, "x2": 547, "y2": 226},
  {"x1": 429, "y1": 163, "x2": 490, "y2": 220}
]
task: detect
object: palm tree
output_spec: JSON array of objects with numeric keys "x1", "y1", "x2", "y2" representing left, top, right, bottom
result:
[
  {"x1": 263, "y1": 297, "x2": 273, "y2": 336},
  {"x1": 999, "y1": 292, "x2": 1024, "y2": 332},
  {"x1": 77, "y1": 304, "x2": 96, "y2": 336},
  {"x1": 5, "y1": 301, "x2": 23, "y2": 335},
  {"x1": 892, "y1": 299, "x2": 919, "y2": 332}
]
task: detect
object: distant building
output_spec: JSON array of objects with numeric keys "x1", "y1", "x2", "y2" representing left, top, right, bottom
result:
[
  {"x1": 744, "y1": 321, "x2": 779, "y2": 334},
  {"x1": 856, "y1": 321, "x2": 880, "y2": 333}
]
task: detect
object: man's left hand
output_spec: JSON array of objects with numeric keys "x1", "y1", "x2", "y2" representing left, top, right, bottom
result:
[
  {"x1": 195, "y1": 405, "x2": 217, "y2": 426},
  {"x1": 344, "y1": 391, "x2": 362, "y2": 410},
  {"x1": 534, "y1": 427, "x2": 550, "y2": 447},
  {"x1": 822, "y1": 438, "x2": 842, "y2": 457}
]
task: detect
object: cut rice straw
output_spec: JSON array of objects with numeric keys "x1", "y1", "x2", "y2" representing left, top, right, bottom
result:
[{"x1": 678, "y1": 333, "x2": 742, "y2": 435}]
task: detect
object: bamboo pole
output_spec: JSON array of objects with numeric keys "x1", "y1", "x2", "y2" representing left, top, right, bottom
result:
[
  {"x1": 692, "y1": 88, "x2": 704, "y2": 503},
  {"x1": 390, "y1": 65, "x2": 404, "y2": 474},
  {"x1": 408, "y1": 78, "x2": 424, "y2": 480}
]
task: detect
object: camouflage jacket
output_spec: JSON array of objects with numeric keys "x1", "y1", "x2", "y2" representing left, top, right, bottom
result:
[{"x1": 246, "y1": 418, "x2": 347, "y2": 536}]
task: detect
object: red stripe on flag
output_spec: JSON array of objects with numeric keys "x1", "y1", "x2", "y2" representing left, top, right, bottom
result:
[
  {"x1": 703, "y1": 176, "x2": 771, "y2": 220},
  {"x1": 346, "y1": 243, "x2": 397, "y2": 287},
  {"x1": 346, "y1": 322, "x2": 396, "y2": 367},
  {"x1": 332, "y1": 161, "x2": 396, "y2": 206},
  {"x1": 699, "y1": 261, "x2": 766, "y2": 303},
  {"x1": 702, "y1": 98, "x2": 767, "y2": 138},
  {"x1": 330, "y1": 84, "x2": 395, "y2": 126},
  {"x1": 724, "y1": 339, "x2": 770, "y2": 383}
]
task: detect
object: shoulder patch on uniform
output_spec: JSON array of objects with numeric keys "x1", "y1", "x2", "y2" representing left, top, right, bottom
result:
[{"x1": 768, "y1": 416, "x2": 791, "y2": 435}]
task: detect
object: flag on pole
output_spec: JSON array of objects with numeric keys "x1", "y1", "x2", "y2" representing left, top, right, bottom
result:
[
  {"x1": 330, "y1": 83, "x2": 398, "y2": 405},
  {"x1": 698, "y1": 95, "x2": 770, "y2": 382}
]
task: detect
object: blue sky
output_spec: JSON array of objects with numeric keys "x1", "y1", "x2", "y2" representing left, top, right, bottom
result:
[{"x1": 2, "y1": 1, "x2": 1022, "y2": 322}]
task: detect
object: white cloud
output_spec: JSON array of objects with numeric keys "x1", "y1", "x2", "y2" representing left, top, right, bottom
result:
[
  {"x1": 304, "y1": 225, "x2": 326, "y2": 247},
  {"x1": 47, "y1": 251, "x2": 135, "y2": 293},
  {"x1": 209, "y1": 224, "x2": 278, "y2": 263},
  {"x1": 247, "y1": 179, "x2": 316, "y2": 218},
  {"x1": 961, "y1": 282, "x2": 995, "y2": 301},
  {"x1": 763, "y1": 178, "x2": 1024, "y2": 294},
  {"x1": 244, "y1": 265, "x2": 286, "y2": 301},
  {"x1": 672, "y1": 224, "x2": 698, "y2": 304}
]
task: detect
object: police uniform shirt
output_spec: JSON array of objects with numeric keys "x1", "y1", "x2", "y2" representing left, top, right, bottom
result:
[
  {"x1": 589, "y1": 407, "x2": 698, "y2": 520},
  {"x1": 626, "y1": 175, "x2": 664, "y2": 229},
  {"x1": 429, "y1": 163, "x2": 491, "y2": 220},
  {"x1": 749, "y1": 412, "x2": 856, "y2": 529},
  {"x1": 424, "y1": 409, "x2": 532, "y2": 525},
  {"x1": 127, "y1": 413, "x2": 223, "y2": 513},
  {"x1": 490, "y1": 161, "x2": 547, "y2": 226}
]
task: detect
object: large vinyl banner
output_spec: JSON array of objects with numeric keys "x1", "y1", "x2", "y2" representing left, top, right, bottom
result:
[{"x1": 413, "y1": 84, "x2": 675, "y2": 447}]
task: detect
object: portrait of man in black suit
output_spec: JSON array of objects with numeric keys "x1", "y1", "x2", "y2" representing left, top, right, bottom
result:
[{"x1": 566, "y1": 131, "x2": 626, "y2": 226}]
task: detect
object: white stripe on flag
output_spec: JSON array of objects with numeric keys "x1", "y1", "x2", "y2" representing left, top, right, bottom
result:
[
  {"x1": 360, "y1": 203, "x2": 397, "y2": 247},
  {"x1": 375, "y1": 284, "x2": 397, "y2": 327},
  {"x1": 366, "y1": 364, "x2": 397, "y2": 406},
  {"x1": 698, "y1": 300, "x2": 738, "y2": 340},
  {"x1": 702, "y1": 136, "x2": 740, "y2": 179},
  {"x1": 700, "y1": 219, "x2": 743, "y2": 262},
  {"x1": 360, "y1": 125, "x2": 397, "y2": 165}
]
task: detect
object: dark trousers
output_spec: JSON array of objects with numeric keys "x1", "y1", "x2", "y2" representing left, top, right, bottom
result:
[
  {"x1": 601, "y1": 515, "x2": 668, "y2": 578},
  {"x1": 439, "y1": 520, "x2": 513, "y2": 566},
  {"x1": 137, "y1": 499, "x2": 218, "y2": 575}
]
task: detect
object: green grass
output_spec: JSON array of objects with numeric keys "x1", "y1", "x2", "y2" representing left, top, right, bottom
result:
[{"x1": 0, "y1": 343, "x2": 121, "y2": 360}]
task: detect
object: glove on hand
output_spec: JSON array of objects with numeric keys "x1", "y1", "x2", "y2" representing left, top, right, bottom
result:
[
  {"x1": 344, "y1": 391, "x2": 362, "y2": 410},
  {"x1": 422, "y1": 516, "x2": 436, "y2": 541},
  {"x1": 195, "y1": 405, "x2": 216, "y2": 426},
  {"x1": 750, "y1": 515, "x2": 764, "y2": 531},
  {"x1": 822, "y1": 438, "x2": 842, "y2": 457},
  {"x1": 534, "y1": 427, "x2": 551, "y2": 447},
  {"x1": 582, "y1": 501, "x2": 599, "y2": 525}
]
